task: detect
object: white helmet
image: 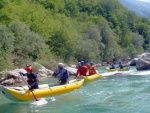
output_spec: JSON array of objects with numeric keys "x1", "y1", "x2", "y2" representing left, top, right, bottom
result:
[{"x1": 58, "y1": 63, "x2": 64, "y2": 68}]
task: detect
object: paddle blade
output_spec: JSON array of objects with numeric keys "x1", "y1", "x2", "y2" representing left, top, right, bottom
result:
[
  {"x1": 34, "y1": 97, "x2": 39, "y2": 101},
  {"x1": 31, "y1": 91, "x2": 39, "y2": 101},
  {"x1": 98, "y1": 74, "x2": 105, "y2": 79}
]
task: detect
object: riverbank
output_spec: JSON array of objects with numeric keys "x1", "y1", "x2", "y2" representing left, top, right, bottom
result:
[{"x1": 0, "y1": 61, "x2": 129, "y2": 86}]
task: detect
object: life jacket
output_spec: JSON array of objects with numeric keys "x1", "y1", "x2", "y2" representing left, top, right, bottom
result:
[
  {"x1": 76, "y1": 65, "x2": 88, "y2": 76},
  {"x1": 89, "y1": 66, "x2": 96, "y2": 75},
  {"x1": 80, "y1": 66, "x2": 88, "y2": 75},
  {"x1": 27, "y1": 73, "x2": 38, "y2": 89}
]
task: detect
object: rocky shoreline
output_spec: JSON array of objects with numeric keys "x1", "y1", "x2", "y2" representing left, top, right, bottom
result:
[
  {"x1": 0, "y1": 52, "x2": 149, "y2": 86},
  {"x1": 0, "y1": 65, "x2": 78, "y2": 86}
]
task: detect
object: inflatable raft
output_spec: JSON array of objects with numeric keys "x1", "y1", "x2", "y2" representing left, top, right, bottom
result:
[
  {"x1": 106, "y1": 67, "x2": 130, "y2": 72},
  {"x1": 0, "y1": 79, "x2": 84, "y2": 102},
  {"x1": 82, "y1": 73, "x2": 104, "y2": 82}
]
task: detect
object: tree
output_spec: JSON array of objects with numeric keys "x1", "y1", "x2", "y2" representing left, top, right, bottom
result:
[{"x1": 9, "y1": 21, "x2": 45, "y2": 60}]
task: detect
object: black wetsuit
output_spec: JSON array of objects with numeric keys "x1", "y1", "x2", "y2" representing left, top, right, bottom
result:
[{"x1": 23, "y1": 73, "x2": 39, "y2": 89}]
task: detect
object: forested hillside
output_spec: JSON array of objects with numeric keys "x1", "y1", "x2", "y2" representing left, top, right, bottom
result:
[
  {"x1": 119, "y1": 0, "x2": 150, "y2": 19},
  {"x1": 0, "y1": 0, "x2": 150, "y2": 71}
]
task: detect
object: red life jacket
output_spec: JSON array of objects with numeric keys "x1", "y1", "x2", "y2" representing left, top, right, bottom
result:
[{"x1": 76, "y1": 65, "x2": 88, "y2": 77}]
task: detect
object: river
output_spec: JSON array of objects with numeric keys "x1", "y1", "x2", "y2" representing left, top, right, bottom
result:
[{"x1": 0, "y1": 66, "x2": 150, "y2": 113}]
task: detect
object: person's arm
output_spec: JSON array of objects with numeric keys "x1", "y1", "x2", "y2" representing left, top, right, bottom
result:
[
  {"x1": 86, "y1": 66, "x2": 89, "y2": 75},
  {"x1": 52, "y1": 68, "x2": 59, "y2": 78},
  {"x1": 93, "y1": 67, "x2": 97, "y2": 74},
  {"x1": 75, "y1": 68, "x2": 80, "y2": 77}
]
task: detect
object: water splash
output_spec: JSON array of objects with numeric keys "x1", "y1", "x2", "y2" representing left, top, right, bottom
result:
[
  {"x1": 101, "y1": 71, "x2": 119, "y2": 76},
  {"x1": 129, "y1": 70, "x2": 150, "y2": 76},
  {"x1": 50, "y1": 97, "x2": 56, "y2": 102},
  {"x1": 30, "y1": 98, "x2": 48, "y2": 106},
  {"x1": 100, "y1": 67, "x2": 150, "y2": 76}
]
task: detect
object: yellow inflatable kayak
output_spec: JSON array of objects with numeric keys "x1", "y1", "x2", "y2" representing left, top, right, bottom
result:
[
  {"x1": 0, "y1": 79, "x2": 84, "y2": 102},
  {"x1": 82, "y1": 73, "x2": 104, "y2": 82},
  {"x1": 106, "y1": 67, "x2": 130, "y2": 72}
]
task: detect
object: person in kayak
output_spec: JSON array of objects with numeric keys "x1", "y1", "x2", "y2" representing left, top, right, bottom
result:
[
  {"x1": 20, "y1": 65, "x2": 39, "y2": 90},
  {"x1": 117, "y1": 61, "x2": 123, "y2": 69},
  {"x1": 110, "y1": 62, "x2": 115, "y2": 69},
  {"x1": 57, "y1": 63, "x2": 69, "y2": 85},
  {"x1": 88, "y1": 62, "x2": 97, "y2": 75},
  {"x1": 75, "y1": 61, "x2": 88, "y2": 78}
]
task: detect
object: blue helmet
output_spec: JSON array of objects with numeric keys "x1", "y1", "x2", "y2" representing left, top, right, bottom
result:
[
  {"x1": 118, "y1": 61, "x2": 121, "y2": 64},
  {"x1": 80, "y1": 61, "x2": 84, "y2": 65},
  {"x1": 90, "y1": 62, "x2": 94, "y2": 65}
]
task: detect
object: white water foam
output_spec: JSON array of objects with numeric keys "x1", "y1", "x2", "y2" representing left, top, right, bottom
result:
[
  {"x1": 30, "y1": 98, "x2": 48, "y2": 106},
  {"x1": 101, "y1": 69, "x2": 150, "y2": 76},
  {"x1": 50, "y1": 97, "x2": 56, "y2": 102},
  {"x1": 101, "y1": 71, "x2": 121, "y2": 76},
  {"x1": 129, "y1": 70, "x2": 150, "y2": 76}
]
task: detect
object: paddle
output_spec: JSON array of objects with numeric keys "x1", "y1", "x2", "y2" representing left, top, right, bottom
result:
[
  {"x1": 96, "y1": 70, "x2": 105, "y2": 79},
  {"x1": 20, "y1": 73, "x2": 39, "y2": 101},
  {"x1": 98, "y1": 73, "x2": 105, "y2": 79}
]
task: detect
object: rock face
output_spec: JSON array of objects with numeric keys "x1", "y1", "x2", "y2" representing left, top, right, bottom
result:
[
  {"x1": 65, "y1": 67, "x2": 77, "y2": 75},
  {"x1": 135, "y1": 53, "x2": 150, "y2": 70},
  {"x1": 130, "y1": 58, "x2": 138, "y2": 66},
  {"x1": 38, "y1": 67, "x2": 54, "y2": 77},
  {"x1": 0, "y1": 67, "x2": 54, "y2": 86},
  {"x1": 0, "y1": 69, "x2": 26, "y2": 86},
  {"x1": 0, "y1": 65, "x2": 78, "y2": 86}
]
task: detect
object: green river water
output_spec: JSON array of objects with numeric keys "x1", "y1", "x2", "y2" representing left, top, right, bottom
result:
[{"x1": 0, "y1": 66, "x2": 150, "y2": 113}]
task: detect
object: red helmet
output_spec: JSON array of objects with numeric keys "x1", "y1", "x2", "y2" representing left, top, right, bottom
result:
[{"x1": 26, "y1": 66, "x2": 33, "y2": 72}]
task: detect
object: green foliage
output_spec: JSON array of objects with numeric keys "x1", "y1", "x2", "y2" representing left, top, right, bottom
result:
[
  {"x1": 0, "y1": 0, "x2": 150, "y2": 71},
  {"x1": 75, "y1": 36, "x2": 100, "y2": 63},
  {"x1": 47, "y1": 29, "x2": 76, "y2": 62},
  {"x1": 0, "y1": 23, "x2": 14, "y2": 52},
  {"x1": 0, "y1": 52, "x2": 14, "y2": 71},
  {"x1": 9, "y1": 21, "x2": 45, "y2": 60}
]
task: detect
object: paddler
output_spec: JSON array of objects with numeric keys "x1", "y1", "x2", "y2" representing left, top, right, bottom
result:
[
  {"x1": 75, "y1": 61, "x2": 88, "y2": 78},
  {"x1": 88, "y1": 62, "x2": 97, "y2": 75}
]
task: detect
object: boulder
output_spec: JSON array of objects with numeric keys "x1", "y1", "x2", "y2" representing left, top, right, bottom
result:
[
  {"x1": 1, "y1": 78, "x2": 16, "y2": 86},
  {"x1": 37, "y1": 73, "x2": 48, "y2": 77},
  {"x1": 95, "y1": 63, "x2": 101, "y2": 67},
  {"x1": 135, "y1": 53, "x2": 150, "y2": 70},
  {"x1": 65, "y1": 67, "x2": 77, "y2": 75},
  {"x1": 33, "y1": 62, "x2": 54, "y2": 76},
  {"x1": 6, "y1": 69, "x2": 26, "y2": 79},
  {"x1": 69, "y1": 64, "x2": 77, "y2": 68},
  {"x1": 0, "y1": 77, "x2": 5, "y2": 83},
  {"x1": 38, "y1": 68, "x2": 54, "y2": 76},
  {"x1": 130, "y1": 58, "x2": 138, "y2": 66}
]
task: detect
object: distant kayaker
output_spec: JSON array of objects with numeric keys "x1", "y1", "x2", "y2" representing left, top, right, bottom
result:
[
  {"x1": 57, "y1": 63, "x2": 69, "y2": 85},
  {"x1": 20, "y1": 65, "x2": 39, "y2": 90},
  {"x1": 75, "y1": 61, "x2": 88, "y2": 78},
  {"x1": 117, "y1": 61, "x2": 123, "y2": 69},
  {"x1": 88, "y1": 62, "x2": 97, "y2": 75},
  {"x1": 110, "y1": 62, "x2": 115, "y2": 69}
]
